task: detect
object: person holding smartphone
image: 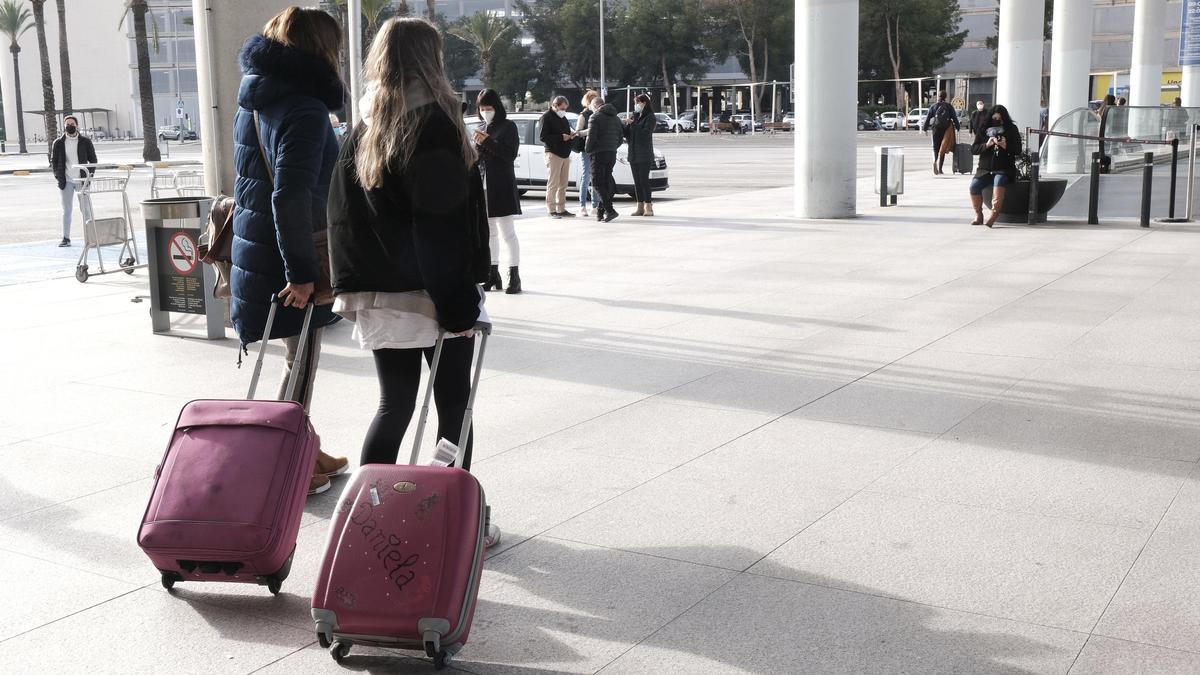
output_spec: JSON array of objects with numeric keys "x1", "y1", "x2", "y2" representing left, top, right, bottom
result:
[{"x1": 968, "y1": 104, "x2": 1022, "y2": 228}]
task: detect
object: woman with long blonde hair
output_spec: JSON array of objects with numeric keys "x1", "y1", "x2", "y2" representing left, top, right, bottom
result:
[{"x1": 327, "y1": 18, "x2": 492, "y2": 536}]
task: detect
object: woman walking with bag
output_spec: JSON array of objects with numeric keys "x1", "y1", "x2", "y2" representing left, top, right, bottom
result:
[
  {"x1": 233, "y1": 7, "x2": 348, "y2": 495},
  {"x1": 624, "y1": 94, "x2": 657, "y2": 216},
  {"x1": 327, "y1": 18, "x2": 494, "y2": 523},
  {"x1": 473, "y1": 89, "x2": 523, "y2": 294}
]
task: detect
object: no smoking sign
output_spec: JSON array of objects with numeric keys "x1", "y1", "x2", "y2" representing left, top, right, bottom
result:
[{"x1": 168, "y1": 231, "x2": 198, "y2": 275}]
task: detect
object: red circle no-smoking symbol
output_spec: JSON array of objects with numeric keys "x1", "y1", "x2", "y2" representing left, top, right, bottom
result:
[{"x1": 168, "y1": 231, "x2": 198, "y2": 275}]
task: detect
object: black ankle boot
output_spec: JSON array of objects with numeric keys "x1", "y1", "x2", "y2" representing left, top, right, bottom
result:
[
  {"x1": 505, "y1": 266, "x2": 522, "y2": 294},
  {"x1": 483, "y1": 264, "x2": 503, "y2": 291}
]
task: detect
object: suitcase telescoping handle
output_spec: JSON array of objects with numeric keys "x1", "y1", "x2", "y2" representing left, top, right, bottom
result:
[
  {"x1": 246, "y1": 294, "x2": 315, "y2": 400},
  {"x1": 408, "y1": 322, "x2": 492, "y2": 466}
]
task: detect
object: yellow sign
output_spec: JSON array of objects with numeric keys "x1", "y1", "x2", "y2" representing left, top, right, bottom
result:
[{"x1": 1092, "y1": 72, "x2": 1183, "y2": 104}]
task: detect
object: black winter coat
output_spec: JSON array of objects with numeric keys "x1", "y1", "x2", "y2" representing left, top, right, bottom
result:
[
  {"x1": 971, "y1": 123, "x2": 1023, "y2": 182},
  {"x1": 231, "y1": 35, "x2": 342, "y2": 346},
  {"x1": 475, "y1": 118, "x2": 522, "y2": 218},
  {"x1": 51, "y1": 135, "x2": 97, "y2": 189},
  {"x1": 586, "y1": 104, "x2": 623, "y2": 155},
  {"x1": 539, "y1": 110, "x2": 573, "y2": 158},
  {"x1": 327, "y1": 106, "x2": 484, "y2": 333},
  {"x1": 624, "y1": 110, "x2": 656, "y2": 164}
]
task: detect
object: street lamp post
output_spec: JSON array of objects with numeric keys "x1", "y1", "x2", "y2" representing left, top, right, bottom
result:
[{"x1": 599, "y1": 0, "x2": 606, "y2": 98}]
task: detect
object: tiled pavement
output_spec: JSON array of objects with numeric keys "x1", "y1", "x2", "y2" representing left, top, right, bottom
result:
[{"x1": 3, "y1": 168, "x2": 1200, "y2": 673}]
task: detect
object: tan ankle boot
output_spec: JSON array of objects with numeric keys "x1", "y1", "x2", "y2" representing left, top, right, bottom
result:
[
  {"x1": 315, "y1": 450, "x2": 349, "y2": 477},
  {"x1": 631, "y1": 202, "x2": 645, "y2": 216},
  {"x1": 643, "y1": 203, "x2": 654, "y2": 217}
]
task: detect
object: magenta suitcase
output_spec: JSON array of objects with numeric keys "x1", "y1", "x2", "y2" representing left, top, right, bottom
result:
[
  {"x1": 137, "y1": 299, "x2": 319, "y2": 594},
  {"x1": 312, "y1": 327, "x2": 491, "y2": 670}
]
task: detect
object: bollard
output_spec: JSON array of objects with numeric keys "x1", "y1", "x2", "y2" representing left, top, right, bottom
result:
[
  {"x1": 1027, "y1": 151, "x2": 1040, "y2": 225},
  {"x1": 1188, "y1": 125, "x2": 1199, "y2": 221},
  {"x1": 1169, "y1": 138, "x2": 1180, "y2": 219},
  {"x1": 1088, "y1": 151, "x2": 1101, "y2": 225},
  {"x1": 879, "y1": 147, "x2": 889, "y2": 208},
  {"x1": 1140, "y1": 151, "x2": 1154, "y2": 228}
]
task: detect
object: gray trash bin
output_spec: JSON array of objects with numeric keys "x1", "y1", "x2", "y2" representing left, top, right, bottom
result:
[
  {"x1": 142, "y1": 196, "x2": 224, "y2": 339},
  {"x1": 874, "y1": 146, "x2": 904, "y2": 206}
]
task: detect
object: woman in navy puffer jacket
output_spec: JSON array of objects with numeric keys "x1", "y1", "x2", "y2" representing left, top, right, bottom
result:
[{"x1": 232, "y1": 8, "x2": 348, "y2": 494}]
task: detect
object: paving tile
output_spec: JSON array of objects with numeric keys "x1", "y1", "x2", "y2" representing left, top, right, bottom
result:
[
  {"x1": 0, "y1": 441, "x2": 153, "y2": 520},
  {"x1": 602, "y1": 573, "x2": 1085, "y2": 675},
  {"x1": 471, "y1": 443, "x2": 673, "y2": 550},
  {"x1": 751, "y1": 491, "x2": 1148, "y2": 632},
  {"x1": 254, "y1": 643, "x2": 434, "y2": 673},
  {"x1": 796, "y1": 350, "x2": 1045, "y2": 433},
  {"x1": 547, "y1": 423, "x2": 868, "y2": 570},
  {"x1": 1070, "y1": 636, "x2": 1200, "y2": 675},
  {"x1": 0, "y1": 588, "x2": 312, "y2": 673},
  {"x1": 517, "y1": 398, "x2": 775, "y2": 467},
  {"x1": 451, "y1": 537, "x2": 733, "y2": 674},
  {"x1": 812, "y1": 300, "x2": 997, "y2": 349},
  {"x1": 0, "y1": 548, "x2": 140, "y2": 642},
  {"x1": 1095, "y1": 479, "x2": 1200, "y2": 653},
  {"x1": 869, "y1": 438, "x2": 1192, "y2": 529}
]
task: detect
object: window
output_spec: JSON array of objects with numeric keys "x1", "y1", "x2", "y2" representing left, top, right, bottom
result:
[
  {"x1": 174, "y1": 38, "x2": 196, "y2": 64},
  {"x1": 177, "y1": 69, "x2": 198, "y2": 93}
]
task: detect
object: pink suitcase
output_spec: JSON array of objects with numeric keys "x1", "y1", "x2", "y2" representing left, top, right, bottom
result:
[
  {"x1": 312, "y1": 327, "x2": 491, "y2": 670},
  {"x1": 137, "y1": 298, "x2": 319, "y2": 594}
]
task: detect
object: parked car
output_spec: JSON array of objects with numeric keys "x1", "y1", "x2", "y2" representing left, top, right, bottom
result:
[
  {"x1": 879, "y1": 111, "x2": 903, "y2": 130},
  {"x1": 677, "y1": 111, "x2": 699, "y2": 131},
  {"x1": 781, "y1": 111, "x2": 795, "y2": 128},
  {"x1": 467, "y1": 112, "x2": 669, "y2": 199},
  {"x1": 905, "y1": 108, "x2": 928, "y2": 130},
  {"x1": 157, "y1": 125, "x2": 197, "y2": 141},
  {"x1": 731, "y1": 113, "x2": 763, "y2": 132},
  {"x1": 857, "y1": 110, "x2": 881, "y2": 131},
  {"x1": 658, "y1": 112, "x2": 694, "y2": 132},
  {"x1": 651, "y1": 113, "x2": 674, "y2": 133}
]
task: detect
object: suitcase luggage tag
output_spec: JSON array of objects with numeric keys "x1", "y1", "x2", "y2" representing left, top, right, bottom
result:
[{"x1": 431, "y1": 439, "x2": 460, "y2": 467}]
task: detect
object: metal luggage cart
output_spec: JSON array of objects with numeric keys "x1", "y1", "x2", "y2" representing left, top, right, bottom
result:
[
  {"x1": 172, "y1": 170, "x2": 206, "y2": 197},
  {"x1": 72, "y1": 164, "x2": 144, "y2": 282},
  {"x1": 149, "y1": 162, "x2": 175, "y2": 199}
]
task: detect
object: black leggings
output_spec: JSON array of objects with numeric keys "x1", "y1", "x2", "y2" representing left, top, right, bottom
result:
[
  {"x1": 361, "y1": 336, "x2": 475, "y2": 470},
  {"x1": 632, "y1": 161, "x2": 654, "y2": 203}
]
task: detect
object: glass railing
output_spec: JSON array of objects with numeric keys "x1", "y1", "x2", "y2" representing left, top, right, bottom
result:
[{"x1": 1041, "y1": 105, "x2": 1200, "y2": 174}]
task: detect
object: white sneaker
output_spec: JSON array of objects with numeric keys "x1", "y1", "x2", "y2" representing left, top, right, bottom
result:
[{"x1": 484, "y1": 524, "x2": 502, "y2": 549}]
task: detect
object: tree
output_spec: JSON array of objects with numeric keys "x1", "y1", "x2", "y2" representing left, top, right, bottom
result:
[
  {"x1": 859, "y1": 0, "x2": 966, "y2": 108},
  {"x1": 448, "y1": 13, "x2": 515, "y2": 88},
  {"x1": 29, "y1": 0, "x2": 56, "y2": 149},
  {"x1": 490, "y1": 26, "x2": 541, "y2": 103},
  {"x1": 617, "y1": 0, "x2": 712, "y2": 115},
  {"x1": 0, "y1": 0, "x2": 31, "y2": 153},
  {"x1": 362, "y1": 0, "x2": 394, "y2": 50},
  {"x1": 120, "y1": 1, "x2": 160, "y2": 161},
  {"x1": 424, "y1": 0, "x2": 436, "y2": 21},
  {"x1": 54, "y1": 0, "x2": 71, "y2": 113},
  {"x1": 709, "y1": 0, "x2": 792, "y2": 118},
  {"x1": 517, "y1": 0, "x2": 622, "y2": 91},
  {"x1": 441, "y1": 15, "x2": 478, "y2": 91}
]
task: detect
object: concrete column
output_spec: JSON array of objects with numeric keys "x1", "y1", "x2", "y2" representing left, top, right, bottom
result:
[
  {"x1": 349, "y1": 0, "x2": 364, "y2": 125},
  {"x1": 192, "y1": 0, "x2": 295, "y2": 196},
  {"x1": 1048, "y1": 0, "x2": 1093, "y2": 128},
  {"x1": 996, "y1": 0, "x2": 1045, "y2": 134},
  {"x1": 1183, "y1": 65, "x2": 1200, "y2": 107},
  {"x1": 794, "y1": 0, "x2": 857, "y2": 219},
  {"x1": 1130, "y1": 0, "x2": 1166, "y2": 106}
]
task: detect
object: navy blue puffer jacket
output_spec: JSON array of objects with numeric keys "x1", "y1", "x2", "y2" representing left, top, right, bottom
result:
[{"x1": 231, "y1": 35, "x2": 343, "y2": 346}]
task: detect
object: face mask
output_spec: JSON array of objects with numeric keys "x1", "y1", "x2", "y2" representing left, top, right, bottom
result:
[
  {"x1": 65, "y1": 125, "x2": 77, "y2": 136},
  {"x1": 635, "y1": 104, "x2": 644, "y2": 113},
  {"x1": 481, "y1": 110, "x2": 495, "y2": 124},
  {"x1": 556, "y1": 109, "x2": 567, "y2": 118}
]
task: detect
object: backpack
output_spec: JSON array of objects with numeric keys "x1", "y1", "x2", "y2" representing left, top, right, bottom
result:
[{"x1": 934, "y1": 104, "x2": 951, "y2": 128}]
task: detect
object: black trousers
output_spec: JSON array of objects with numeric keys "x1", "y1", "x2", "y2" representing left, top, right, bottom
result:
[
  {"x1": 590, "y1": 151, "x2": 617, "y2": 214},
  {"x1": 361, "y1": 336, "x2": 475, "y2": 470},
  {"x1": 932, "y1": 125, "x2": 950, "y2": 170},
  {"x1": 631, "y1": 161, "x2": 654, "y2": 203}
]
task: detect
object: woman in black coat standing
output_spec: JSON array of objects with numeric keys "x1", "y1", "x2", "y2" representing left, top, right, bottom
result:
[
  {"x1": 624, "y1": 93, "x2": 657, "y2": 217},
  {"x1": 969, "y1": 104, "x2": 1023, "y2": 228},
  {"x1": 473, "y1": 89, "x2": 522, "y2": 294}
]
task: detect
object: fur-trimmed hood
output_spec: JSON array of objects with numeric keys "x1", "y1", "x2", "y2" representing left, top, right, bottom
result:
[{"x1": 237, "y1": 34, "x2": 345, "y2": 112}]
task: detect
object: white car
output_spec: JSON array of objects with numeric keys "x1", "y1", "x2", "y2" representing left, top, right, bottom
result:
[
  {"x1": 906, "y1": 108, "x2": 928, "y2": 130},
  {"x1": 657, "y1": 112, "x2": 694, "y2": 132},
  {"x1": 467, "y1": 112, "x2": 670, "y2": 199},
  {"x1": 879, "y1": 111, "x2": 902, "y2": 130}
]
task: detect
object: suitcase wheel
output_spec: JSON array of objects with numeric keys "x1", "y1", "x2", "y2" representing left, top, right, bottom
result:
[
  {"x1": 266, "y1": 577, "x2": 282, "y2": 595},
  {"x1": 160, "y1": 572, "x2": 181, "y2": 592},
  {"x1": 433, "y1": 651, "x2": 449, "y2": 670},
  {"x1": 329, "y1": 641, "x2": 351, "y2": 663},
  {"x1": 317, "y1": 632, "x2": 331, "y2": 649}
]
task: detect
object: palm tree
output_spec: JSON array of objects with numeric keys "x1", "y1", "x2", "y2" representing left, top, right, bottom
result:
[
  {"x1": 424, "y1": 0, "x2": 436, "y2": 21},
  {"x1": 120, "y1": 1, "x2": 160, "y2": 161},
  {"x1": 362, "y1": 0, "x2": 393, "y2": 49},
  {"x1": 29, "y1": 0, "x2": 57, "y2": 147},
  {"x1": 54, "y1": 0, "x2": 71, "y2": 113},
  {"x1": 448, "y1": 13, "x2": 513, "y2": 88},
  {"x1": 0, "y1": 0, "x2": 31, "y2": 153}
]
